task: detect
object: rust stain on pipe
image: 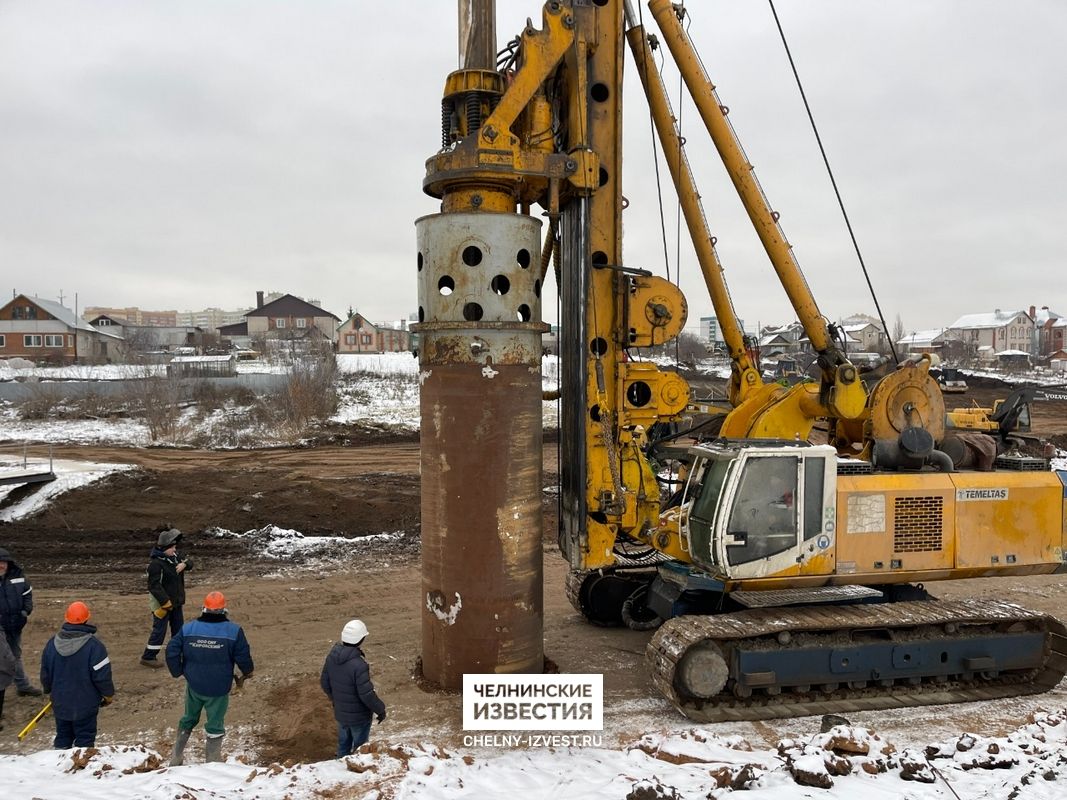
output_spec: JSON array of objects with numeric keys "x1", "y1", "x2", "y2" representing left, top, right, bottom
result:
[{"x1": 416, "y1": 212, "x2": 546, "y2": 689}]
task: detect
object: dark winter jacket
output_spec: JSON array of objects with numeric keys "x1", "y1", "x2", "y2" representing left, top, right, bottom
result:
[
  {"x1": 0, "y1": 547, "x2": 33, "y2": 633},
  {"x1": 0, "y1": 630, "x2": 15, "y2": 691},
  {"x1": 40, "y1": 623, "x2": 114, "y2": 721},
  {"x1": 147, "y1": 547, "x2": 187, "y2": 608},
  {"x1": 320, "y1": 643, "x2": 386, "y2": 725},
  {"x1": 166, "y1": 613, "x2": 253, "y2": 697}
]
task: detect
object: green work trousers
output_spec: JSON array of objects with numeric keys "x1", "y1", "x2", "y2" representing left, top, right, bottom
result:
[{"x1": 178, "y1": 687, "x2": 230, "y2": 737}]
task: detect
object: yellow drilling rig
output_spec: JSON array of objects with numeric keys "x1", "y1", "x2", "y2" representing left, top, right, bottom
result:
[{"x1": 415, "y1": 0, "x2": 1067, "y2": 720}]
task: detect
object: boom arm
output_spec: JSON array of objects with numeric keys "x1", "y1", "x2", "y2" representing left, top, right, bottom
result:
[
  {"x1": 647, "y1": 0, "x2": 867, "y2": 425},
  {"x1": 625, "y1": 9, "x2": 763, "y2": 408}
]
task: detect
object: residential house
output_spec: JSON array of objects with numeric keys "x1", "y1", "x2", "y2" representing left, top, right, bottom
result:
[
  {"x1": 946, "y1": 310, "x2": 1035, "y2": 359},
  {"x1": 244, "y1": 292, "x2": 340, "y2": 348},
  {"x1": 1049, "y1": 350, "x2": 1067, "y2": 375},
  {"x1": 1032, "y1": 305, "x2": 1065, "y2": 357},
  {"x1": 338, "y1": 313, "x2": 411, "y2": 354},
  {"x1": 1050, "y1": 319, "x2": 1067, "y2": 359},
  {"x1": 217, "y1": 321, "x2": 252, "y2": 350},
  {"x1": 89, "y1": 315, "x2": 204, "y2": 355},
  {"x1": 840, "y1": 321, "x2": 886, "y2": 353},
  {"x1": 0, "y1": 295, "x2": 123, "y2": 363},
  {"x1": 758, "y1": 322, "x2": 805, "y2": 356},
  {"x1": 897, "y1": 328, "x2": 949, "y2": 355}
]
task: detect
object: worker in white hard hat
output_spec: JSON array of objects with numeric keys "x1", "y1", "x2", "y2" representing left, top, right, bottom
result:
[{"x1": 320, "y1": 618, "x2": 387, "y2": 757}]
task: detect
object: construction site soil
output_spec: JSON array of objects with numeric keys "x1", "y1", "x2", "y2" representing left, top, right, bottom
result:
[{"x1": 0, "y1": 383, "x2": 1065, "y2": 766}]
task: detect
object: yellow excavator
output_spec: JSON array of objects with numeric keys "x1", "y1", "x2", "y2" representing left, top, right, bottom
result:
[{"x1": 419, "y1": 0, "x2": 1067, "y2": 720}]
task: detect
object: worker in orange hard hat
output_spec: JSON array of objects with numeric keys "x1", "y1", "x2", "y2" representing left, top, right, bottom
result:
[
  {"x1": 165, "y1": 590, "x2": 254, "y2": 765},
  {"x1": 40, "y1": 601, "x2": 115, "y2": 748}
]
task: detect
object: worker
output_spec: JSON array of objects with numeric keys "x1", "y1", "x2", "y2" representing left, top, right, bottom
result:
[
  {"x1": 165, "y1": 591, "x2": 253, "y2": 765},
  {"x1": 40, "y1": 601, "x2": 115, "y2": 749},
  {"x1": 320, "y1": 619, "x2": 387, "y2": 757},
  {"x1": 0, "y1": 546, "x2": 43, "y2": 696},
  {"x1": 141, "y1": 527, "x2": 193, "y2": 668},
  {"x1": 0, "y1": 629, "x2": 15, "y2": 731}
]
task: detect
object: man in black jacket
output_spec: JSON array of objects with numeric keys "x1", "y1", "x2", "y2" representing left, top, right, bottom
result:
[
  {"x1": 320, "y1": 619, "x2": 386, "y2": 757},
  {"x1": 0, "y1": 546, "x2": 43, "y2": 696},
  {"x1": 140, "y1": 528, "x2": 192, "y2": 668}
]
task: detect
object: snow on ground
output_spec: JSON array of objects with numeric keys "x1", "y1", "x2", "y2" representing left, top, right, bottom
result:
[
  {"x1": 0, "y1": 405, "x2": 151, "y2": 447},
  {"x1": 3, "y1": 709, "x2": 1066, "y2": 799},
  {"x1": 205, "y1": 525, "x2": 411, "y2": 576},
  {"x1": 0, "y1": 362, "x2": 165, "y2": 381},
  {"x1": 0, "y1": 458, "x2": 135, "y2": 522},
  {"x1": 333, "y1": 353, "x2": 563, "y2": 431},
  {"x1": 0, "y1": 352, "x2": 567, "y2": 438}
]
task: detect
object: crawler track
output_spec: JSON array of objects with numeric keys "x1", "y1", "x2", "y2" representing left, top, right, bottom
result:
[{"x1": 647, "y1": 599, "x2": 1067, "y2": 722}]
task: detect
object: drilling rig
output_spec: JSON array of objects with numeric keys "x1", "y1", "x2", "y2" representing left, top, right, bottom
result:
[{"x1": 416, "y1": 0, "x2": 1067, "y2": 719}]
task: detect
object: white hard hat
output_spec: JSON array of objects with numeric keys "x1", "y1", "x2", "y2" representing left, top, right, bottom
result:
[{"x1": 341, "y1": 619, "x2": 368, "y2": 644}]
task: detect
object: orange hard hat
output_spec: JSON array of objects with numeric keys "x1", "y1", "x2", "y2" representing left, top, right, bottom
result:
[
  {"x1": 65, "y1": 601, "x2": 91, "y2": 625},
  {"x1": 203, "y1": 591, "x2": 227, "y2": 611}
]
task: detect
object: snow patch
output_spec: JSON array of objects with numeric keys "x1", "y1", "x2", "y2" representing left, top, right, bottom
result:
[
  {"x1": 2, "y1": 710, "x2": 1067, "y2": 798},
  {"x1": 0, "y1": 458, "x2": 135, "y2": 522}
]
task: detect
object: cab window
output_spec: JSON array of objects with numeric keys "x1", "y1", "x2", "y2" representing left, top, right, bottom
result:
[
  {"x1": 725, "y1": 456, "x2": 798, "y2": 566},
  {"x1": 803, "y1": 457, "x2": 825, "y2": 541}
]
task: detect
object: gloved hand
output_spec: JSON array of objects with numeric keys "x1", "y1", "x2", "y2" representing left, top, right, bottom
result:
[
  {"x1": 233, "y1": 671, "x2": 253, "y2": 690},
  {"x1": 376, "y1": 712, "x2": 386, "y2": 725},
  {"x1": 153, "y1": 601, "x2": 173, "y2": 620},
  {"x1": 181, "y1": 556, "x2": 194, "y2": 571},
  {"x1": 100, "y1": 695, "x2": 114, "y2": 707}
]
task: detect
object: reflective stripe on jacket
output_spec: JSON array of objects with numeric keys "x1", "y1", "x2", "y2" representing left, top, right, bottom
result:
[
  {"x1": 0, "y1": 548, "x2": 33, "y2": 633},
  {"x1": 40, "y1": 623, "x2": 114, "y2": 721}
]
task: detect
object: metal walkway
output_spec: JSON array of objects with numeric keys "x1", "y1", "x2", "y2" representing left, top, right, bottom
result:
[{"x1": 0, "y1": 451, "x2": 56, "y2": 487}]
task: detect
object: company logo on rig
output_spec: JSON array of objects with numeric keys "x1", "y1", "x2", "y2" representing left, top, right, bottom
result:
[
  {"x1": 462, "y1": 674, "x2": 604, "y2": 731},
  {"x1": 955, "y1": 487, "x2": 1009, "y2": 502}
]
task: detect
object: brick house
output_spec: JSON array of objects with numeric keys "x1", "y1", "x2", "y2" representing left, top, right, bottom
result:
[
  {"x1": 337, "y1": 313, "x2": 412, "y2": 354},
  {"x1": 0, "y1": 294, "x2": 122, "y2": 363},
  {"x1": 1032, "y1": 306, "x2": 1064, "y2": 357},
  {"x1": 244, "y1": 292, "x2": 339, "y2": 347}
]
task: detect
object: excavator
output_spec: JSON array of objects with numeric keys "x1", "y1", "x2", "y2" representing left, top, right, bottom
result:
[{"x1": 418, "y1": 0, "x2": 1067, "y2": 721}]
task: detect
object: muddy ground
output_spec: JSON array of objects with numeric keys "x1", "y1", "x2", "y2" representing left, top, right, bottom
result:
[{"x1": 0, "y1": 384, "x2": 1065, "y2": 767}]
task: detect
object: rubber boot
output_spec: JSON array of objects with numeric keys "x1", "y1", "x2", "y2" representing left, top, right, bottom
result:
[
  {"x1": 169, "y1": 728, "x2": 192, "y2": 767},
  {"x1": 205, "y1": 735, "x2": 223, "y2": 763}
]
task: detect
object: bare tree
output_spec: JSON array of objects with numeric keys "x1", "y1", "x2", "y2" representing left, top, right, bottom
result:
[
  {"x1": 122, "y1": 326, "x2": 160, "y2": 362},
  {"x1": 892, "y1": 314, "x2": 906, "y2": 347},
  {"x1": 277, "y1": 344, "x2": 338, "y2": 434},
  {"x1": 122, "y1": 364, "x2": 187, "y2": 442}
]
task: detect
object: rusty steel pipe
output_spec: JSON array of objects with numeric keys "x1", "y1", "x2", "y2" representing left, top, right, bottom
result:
[{"x1": 415, "y1": 211, "x2": 546, "y2": 689}]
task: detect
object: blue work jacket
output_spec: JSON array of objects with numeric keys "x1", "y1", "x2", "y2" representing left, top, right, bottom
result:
[
  {"x1": 41, "y1": 623, "x2": 114, "y2": 721},
  {"x1": 167, "y1": 613, "x2": 253, "y2": 697}
]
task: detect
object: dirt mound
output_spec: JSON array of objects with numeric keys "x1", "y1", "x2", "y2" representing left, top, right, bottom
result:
[
  {"x1": 258, "y1": 676, "x2": 338, "y2": 764},
  {"x1": 0, "y1": 443, "x2": 422, "y2": 591}
]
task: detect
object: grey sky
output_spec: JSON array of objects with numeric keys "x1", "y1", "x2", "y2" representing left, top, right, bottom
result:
[{"x1": 1, "y1": 1, "x2": 1063, "y2": 334}]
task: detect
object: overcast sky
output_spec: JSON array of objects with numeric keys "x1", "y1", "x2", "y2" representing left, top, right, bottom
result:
[{"x1": 1, "y1": 1, "x2": 1064, "y2": 333}]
